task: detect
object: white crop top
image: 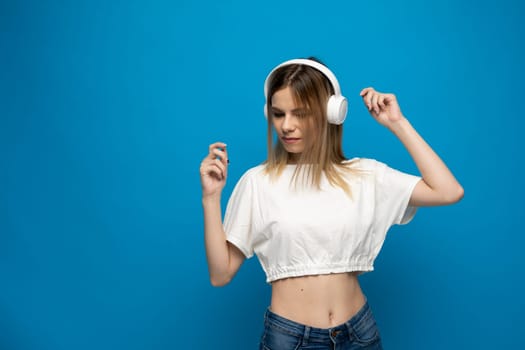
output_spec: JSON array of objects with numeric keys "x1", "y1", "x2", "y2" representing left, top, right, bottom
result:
[{"x1": 223, "y1": 158, "x2": 421, "y2": 283}]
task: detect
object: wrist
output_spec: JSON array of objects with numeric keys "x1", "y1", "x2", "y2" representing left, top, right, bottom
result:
[
  {"x1": 202, "y1": 193, "x2": 221, "y2": 206},
  {"x1": 387, "y1": 115, "x2": 411, "y2": 135}
]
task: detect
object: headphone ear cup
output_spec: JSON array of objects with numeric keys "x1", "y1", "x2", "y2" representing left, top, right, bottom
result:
[
  {"x1": 263, "y1": 103, "x2": 268, "y2": 119},
  {"x1": 327, "y1": 95, "x2": 348, "y2": 125}
]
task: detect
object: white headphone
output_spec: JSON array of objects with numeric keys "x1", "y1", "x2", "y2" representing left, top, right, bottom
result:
[{"x1": 263, "y1": 59, "x2": 348, "y2": 125}]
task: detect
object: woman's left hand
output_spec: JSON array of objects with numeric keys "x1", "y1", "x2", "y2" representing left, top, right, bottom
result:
[{"x1": 360, "y1": 87, "x2": 405, "y2": 128}]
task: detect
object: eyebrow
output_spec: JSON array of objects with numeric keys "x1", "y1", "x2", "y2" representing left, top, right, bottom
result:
[{"x1": 271, "y1": 107, "x2": 309, "y2": 113}]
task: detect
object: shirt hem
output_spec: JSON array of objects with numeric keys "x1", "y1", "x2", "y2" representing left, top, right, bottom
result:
[{"x1": 265, "y1": 264, "x2": 374, "y2": 283}]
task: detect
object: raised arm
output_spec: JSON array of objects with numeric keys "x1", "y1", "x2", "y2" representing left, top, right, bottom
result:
[
  {"x1": 200, "y1": 142, "x2": 245, "y2": 286},
  {"x1": 360, "y1": 87, "x2": 464, "y2": 207}
]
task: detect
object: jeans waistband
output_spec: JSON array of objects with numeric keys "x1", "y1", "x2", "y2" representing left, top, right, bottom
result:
[{"x1": 264, "y1": 301, "x2": 371, "y2": 342}]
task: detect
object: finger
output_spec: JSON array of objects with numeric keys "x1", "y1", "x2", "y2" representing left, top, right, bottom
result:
[
  {"x1": 212, "y1": 148, "x2": 225, "y2": 160},
  {"x1": 359, "y1": 87, "x2": 374, "y2": 96},
  {"x1": 371, "y1": 93, "x2": 380, "y2": 113},
  {"x1": 378, "y1": 95, "x2": 386, "y2": 110},
  {"x1": 200, "y1": 161, "x2": 215, "y2": 178},
  {"x1": 213, "y1": 158, "x2": 226, "y2": 179},
  {"x1": 208, "y1": 142, "x2": 227, "y2": 158},
  {"x1": 360, "y1": 90, "x2": 370, "y2": 109},
  {"x1": 209, "y1": 141, "x2": 227, "y2": 150},
  {"x1": 212, "y1": 147, "x2": 229, "y2": 166},
  {"x1": 384, "y1": 93, "x2": 396, "y2": 106},
  {"x1": 360, "y1": 89, "x2": 372, "y2": 109},
  {"x1": 202, "y1": 162, "x2": 225, "y2": 181},
  {"x1": 365, "y1": 91, "x2": 375, "y2": 111},
  {"x1": 206, "y1": 168, "x2": 223, "y2": 181},
  {"x1": 221, "y1": 146, "x2": 229, "y2": 165},
  {"x1": 208, "y1": 142, "x2": 226, "y2": 154},
  {"x1": 200, "y1": 164, "x2": 218, "y2": 181},
  {"x1": 201, "y1": 156, "x2": 226, "y2": 173}
]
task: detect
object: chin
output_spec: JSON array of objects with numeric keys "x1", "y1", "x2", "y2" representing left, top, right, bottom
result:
[{"x1": 284, "y1": 146, "x2": 303, "y2": 154}]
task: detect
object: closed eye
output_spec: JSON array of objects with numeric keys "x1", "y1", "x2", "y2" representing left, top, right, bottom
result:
[
  {"x1": 294, "y1": 111, "x2": 310, "y2": 118},
  {"x1": 271, "y1": 109, "x2": 310, "y2": 119}
]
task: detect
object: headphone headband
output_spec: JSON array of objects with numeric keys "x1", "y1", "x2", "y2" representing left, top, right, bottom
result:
[
  {"x1": 263, "y1": 58, "x2": 348, "y2": 125},
  {"x1": 264, "y1": 59, "x2": 342, "y2": 98}
]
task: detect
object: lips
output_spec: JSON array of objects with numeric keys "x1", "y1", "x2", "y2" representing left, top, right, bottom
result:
[{"x1": 281, "y1": 137, "x2": 301, "y2": 144}]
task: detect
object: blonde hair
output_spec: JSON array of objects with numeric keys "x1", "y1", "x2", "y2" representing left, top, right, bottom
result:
[{"x1": 264, "y1": 58, "x2": 359, "y2": 196}]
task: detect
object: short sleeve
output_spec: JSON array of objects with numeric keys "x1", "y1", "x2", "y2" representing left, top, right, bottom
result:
[
  {"x1": 372, "y1": 159, "x2": 421, "y2": 226},
  {"x1": 223, "y1": 170, "x2": 258, "y2": 258}
]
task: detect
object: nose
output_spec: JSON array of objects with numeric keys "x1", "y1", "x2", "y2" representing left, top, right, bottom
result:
[{"x1": 281, "y1": 114, "x2": 296, "y2": 133}]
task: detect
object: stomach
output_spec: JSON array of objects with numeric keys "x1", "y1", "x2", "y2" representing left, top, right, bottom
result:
[{"x1": 270, "y1": 272, "x2": 366, "y2": 329}]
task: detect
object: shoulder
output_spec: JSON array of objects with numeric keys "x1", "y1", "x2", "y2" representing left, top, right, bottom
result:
[
  {"x1": 238, "y1": 164, "x2": 266, "y2": 181},
  {"x1": 230, "y1": 164, "x2": 267, "y2": 190},
  {"x1": 342, "y1": 157, "x2": 383, "y2": 172}
]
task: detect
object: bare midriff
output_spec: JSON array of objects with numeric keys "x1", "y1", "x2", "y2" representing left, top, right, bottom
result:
[{"x1": 270, "y1": 272, "x2": 366, "y2": 329}]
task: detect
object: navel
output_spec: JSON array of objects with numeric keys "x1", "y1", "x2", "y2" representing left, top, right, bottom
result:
[{"x1": 328, "y1": 310, "x2": 335, "y2": 321}]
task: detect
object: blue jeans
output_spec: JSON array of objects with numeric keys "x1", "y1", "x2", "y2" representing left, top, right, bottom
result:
[{"x1": 259, "y1": 301, "x2": 383, "y2": 350}]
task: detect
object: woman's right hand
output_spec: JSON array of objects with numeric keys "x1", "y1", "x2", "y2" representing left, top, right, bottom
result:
[{"x1": 200, "y1": 142, "x2": 229, "y2": 199}]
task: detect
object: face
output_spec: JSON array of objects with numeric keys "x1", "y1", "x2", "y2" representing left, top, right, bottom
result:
[{"x1": 270, "y1": 86, "x2": 310, "y2": 163}]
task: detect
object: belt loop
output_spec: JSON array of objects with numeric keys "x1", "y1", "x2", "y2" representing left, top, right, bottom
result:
[
  {"x1": 345, "y1": 321, "x2": 354, "y2": 341},
  {"x1": 302, "y1": 326, "x2": 310, "y2": 345}
]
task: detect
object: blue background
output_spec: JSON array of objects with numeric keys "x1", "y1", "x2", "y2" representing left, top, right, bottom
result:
[{"x1": 2, "y1": 0, "x2": 524, "y2": 349}]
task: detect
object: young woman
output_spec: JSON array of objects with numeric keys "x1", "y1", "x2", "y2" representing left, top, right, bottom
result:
[{"x1": 199, "y1": 58, "x2": 463, "y2": 349}]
